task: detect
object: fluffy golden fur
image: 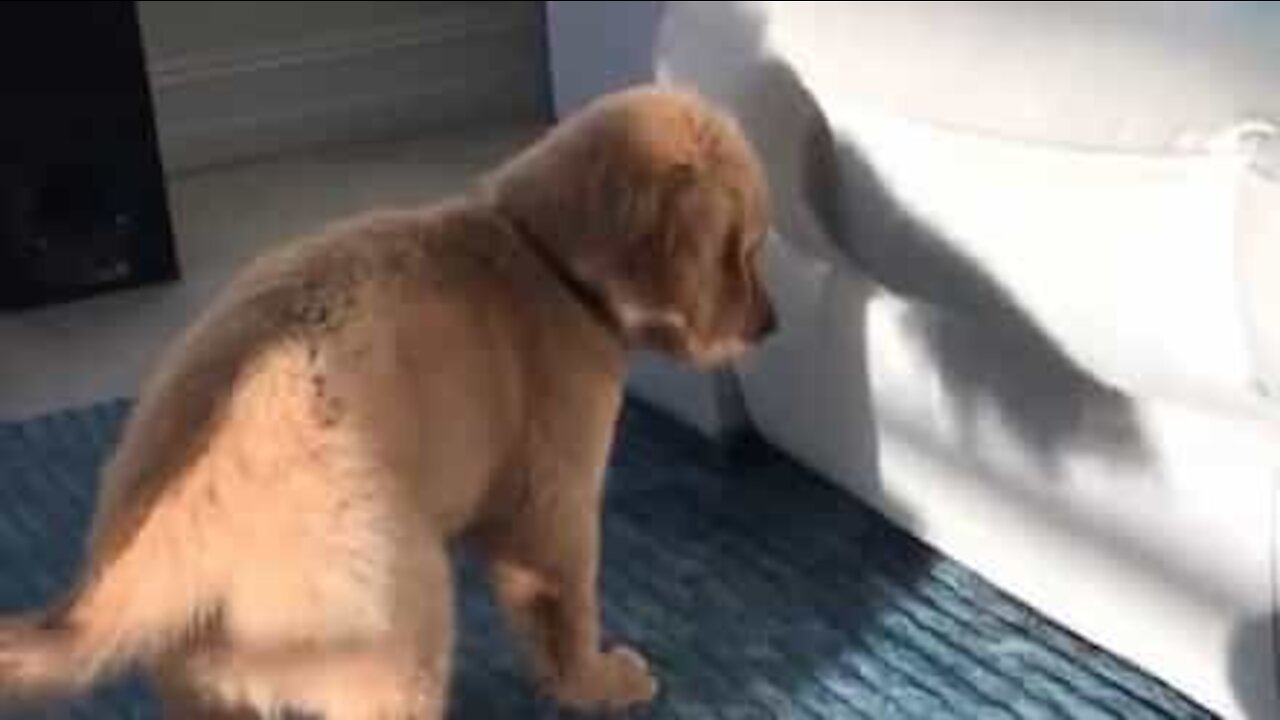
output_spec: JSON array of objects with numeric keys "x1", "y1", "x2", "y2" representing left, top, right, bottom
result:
[{"x1": 0, "y1": 85, "x2": 774, "y2": 719}]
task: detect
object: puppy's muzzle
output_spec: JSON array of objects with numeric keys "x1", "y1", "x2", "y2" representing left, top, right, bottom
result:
[{"x1": 752, "y1": 298, "x2": 778, "y2": 342}]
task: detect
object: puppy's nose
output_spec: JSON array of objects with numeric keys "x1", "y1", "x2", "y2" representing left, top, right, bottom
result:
[{"x1": 756, "y1": 300, "x2": 777, "y2": 340}]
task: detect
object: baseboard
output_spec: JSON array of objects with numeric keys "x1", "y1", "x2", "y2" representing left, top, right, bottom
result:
[
  {"x1": 626, "y1": 354, "x2": 752, "y2": 441},
  {"x1": 143, "y1": 5, "x2": 548, "y2": 174}
]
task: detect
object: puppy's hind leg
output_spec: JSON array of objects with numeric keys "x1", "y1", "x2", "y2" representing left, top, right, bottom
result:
[
  {"x1": 198, "y1": 538, "x2": 455, "y2": 720},
  {"x1": 285, "y1": 645, "x2": 448, "y2": 720},
  {"x1": 154, "y1": 669, "x2": 257, "y2": 720}
]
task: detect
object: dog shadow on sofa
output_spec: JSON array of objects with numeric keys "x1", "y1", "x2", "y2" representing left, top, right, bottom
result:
[
  {"x1": 664, "y1": 20, "x2": 1154, "y2": 488},
  {"x1": 658, "y1": 6, "x2": 1261, "y2": 719},
  {"x1": 781, "y1": 53, "x2": 1268, "y2": 720},
  {"x1": 800, "y1": 112, "x2": 1154, "y2": 483}
]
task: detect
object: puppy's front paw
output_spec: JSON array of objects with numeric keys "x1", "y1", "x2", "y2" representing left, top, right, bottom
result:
[
  {"x1": 598, "y1": 646, "x2": 659, "y2": 707},
  {"x1": 549, "y1": 645, "x2": 659, "y2": 711}
]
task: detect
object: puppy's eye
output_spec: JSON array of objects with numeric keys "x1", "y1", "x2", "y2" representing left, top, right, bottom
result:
[{"x1": 721, "y1": 234, "x2": 743, "y2": 272}]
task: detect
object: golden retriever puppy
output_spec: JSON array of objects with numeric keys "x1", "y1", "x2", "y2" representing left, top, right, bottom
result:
[{"x1": 0, "y1": 85, "x2": 774, "y2": 719}]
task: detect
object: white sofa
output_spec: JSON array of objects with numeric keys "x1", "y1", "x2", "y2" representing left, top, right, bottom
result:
[{"x1": 646, "y1": 3, "x2": 1280, "y2": 719}]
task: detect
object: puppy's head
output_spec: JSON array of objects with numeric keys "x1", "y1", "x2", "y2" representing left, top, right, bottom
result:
[{"x1": 487, "y1": 86, "x2": 775, "y2": 368}]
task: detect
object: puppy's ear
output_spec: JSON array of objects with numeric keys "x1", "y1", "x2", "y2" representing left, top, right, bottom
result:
[
  {"x1": 603, "y1": 162, "x2": 706, "y2": 301},
  {"x1": 483, "y1": 100, "x2": 727, "y2": 352},
  {"x1": 601, "y1": 160, "x2": 741, "y2": 360}
]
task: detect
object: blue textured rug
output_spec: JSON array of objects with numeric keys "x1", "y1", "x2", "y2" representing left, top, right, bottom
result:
[{"x1": 0, "y1": 399, "x2": 1213, "y2": 719}]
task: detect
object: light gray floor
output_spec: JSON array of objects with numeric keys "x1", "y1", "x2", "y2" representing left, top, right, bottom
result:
[{"x1": 0, "y1": 126, "x2": 540, "y2": 420}]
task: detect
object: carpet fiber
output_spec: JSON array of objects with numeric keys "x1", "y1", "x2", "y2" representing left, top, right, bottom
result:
[{"x1": 0, "y1": 399, "x2": 1213, "y2": 719}]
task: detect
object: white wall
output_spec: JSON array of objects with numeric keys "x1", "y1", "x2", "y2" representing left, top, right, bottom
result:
[
  {"x1": 545, "y1": 1, "x2": 663, "y2": 117},
  {"x1": 137, "y1": 1, "x2": 549, "y2": 172}
]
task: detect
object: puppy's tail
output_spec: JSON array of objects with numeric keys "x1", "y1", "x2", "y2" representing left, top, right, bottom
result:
[
  {"x1": 0, "y1": 611, "x2": 91, "y2": 695},
  {"x1": 0, "y1": 506, "x2": 215, "y2": 698}
]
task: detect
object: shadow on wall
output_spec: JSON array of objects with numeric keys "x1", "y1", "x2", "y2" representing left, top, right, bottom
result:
[
  {"x1": 547, "y1": 0, "x2": 666, "y2": 117},
  {"x1": 1229, "y1": 611, "x2": 1280, "y2": 720}
]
